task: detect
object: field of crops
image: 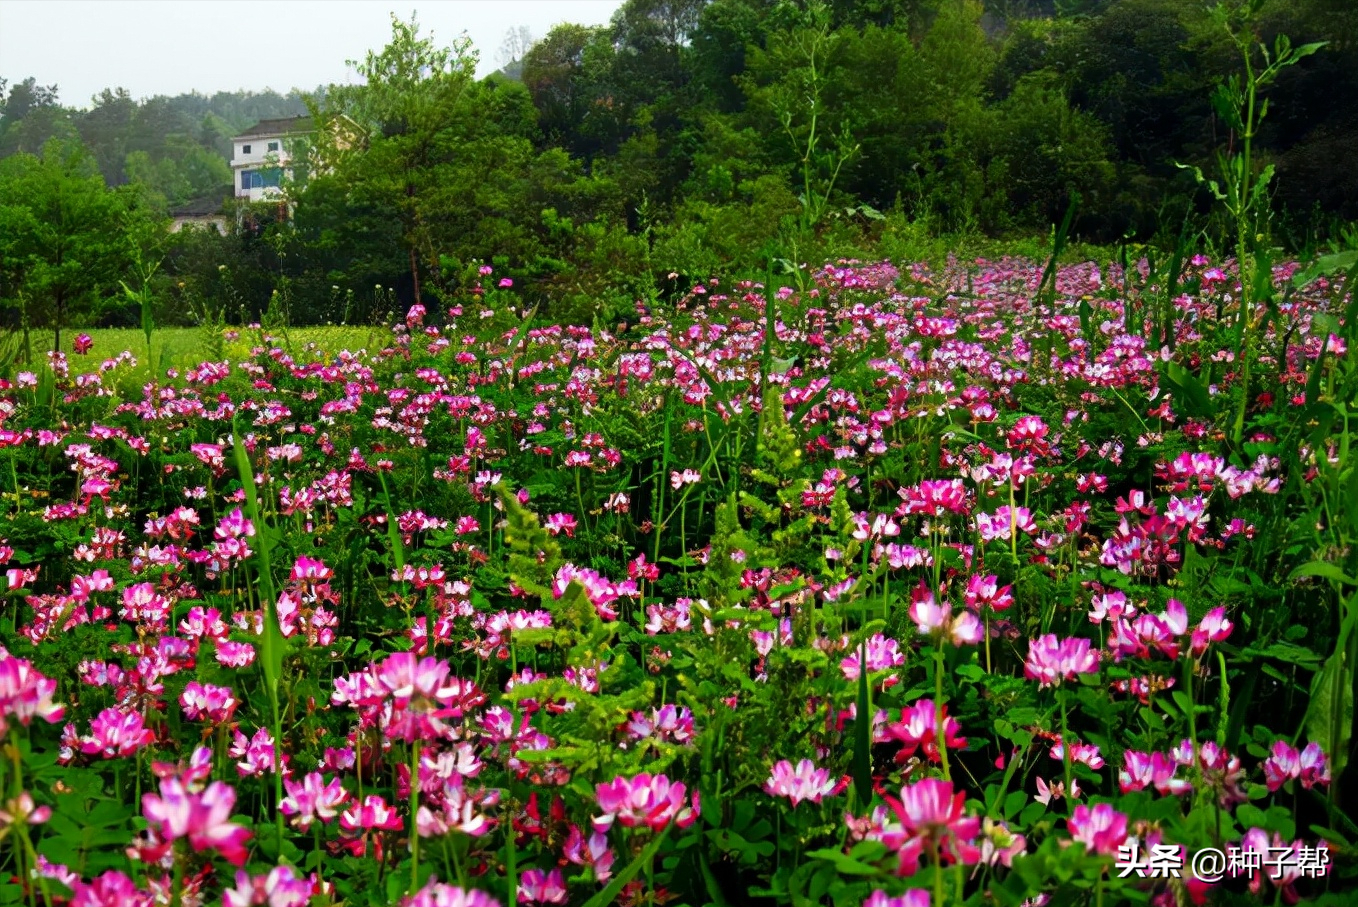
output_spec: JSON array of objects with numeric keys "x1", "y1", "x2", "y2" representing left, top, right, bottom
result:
[{"x1": 0, "y1": 257, "x2": 1354, "y2": 907}]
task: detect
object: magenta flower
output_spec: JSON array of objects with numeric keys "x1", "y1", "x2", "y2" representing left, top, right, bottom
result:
[
  {"x1": 517, "y1": 867, "x2": 567, "y2": 905},
  {"x1": 764, "y1": 759, "x2": 847, "y2": 807},
  {"x1": 896, "y1": 478, "x2": 969, "y2": 517},
  {"x1": 1066, "y1": 803, "x2": 1128, "y2": 856},
  {"x1": 280, "y1": 772, "x2": 350, "y2": 830},
  {"x1": 68, "y1": 870, "x2": 155, "y2": 907},
  {"x1": 179, "y1": 681, "x2": 238, "y2": 723},
  {"x1": 543, "y1": 513, "x2": 577, "y2": 537},
  {"x1": 223, "y1": 864, "x2": 314, "y2": 907},
  {"x1": 1024, "y1": 635, "x2": 1100, "y2": 687},
  {"x1": 402, "y1": 881, "x2": 503, "y2": 907},
  {"x1": 141, "y1": 777, "x2": 252, "y2": 866},
  {"x1": 0, "y1": 652, "x2": 64, "y2": 734},
  {"x1": 81, "y1": 708, "x2": 155, "y2": 759},
  {"x1": 841, "y1": 634, "x2": 906, "y2": 685},
  {"x1": 340, "y1": 794, "x2": 404, "y2": 833},
  {"x1": 862, "y1": 891, "x2": 931, "y2": 907},
  {"x1": 1119, "y1": 750, "x2": 1190, "y2": 796},
  {"x1": 908, "y1": 584, "x2": 982, "y2": 646},
  {"x1": 883, "y1": 699, "x2": 967, "y2": 764},
  {"x1": 880, "y1": 778, "x2": 981, "y2": 876},
  {"x1": 563, "y1": 824, "x2": 614, "y2": 882},
  {"x1": 1262, "y1": 739, "x2": 1329, "y2": 792},
  {"x1": 594, "y1": 773, "x2": 700, "y2": 832}
]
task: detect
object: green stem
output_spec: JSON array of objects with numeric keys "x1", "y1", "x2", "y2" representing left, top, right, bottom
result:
[
  {"x1": 935, "y1": 645, "x2": 951, "y2": 783},
  {"x1": 1183, "y1": 654, "x2": 1199, "y2": 782},
  {"x1": 410, "y1": 739, "x2": 421, "y2": 893},
  {"x1": 1059, "y1": 687, "x2": 1074, "y2": 818}
]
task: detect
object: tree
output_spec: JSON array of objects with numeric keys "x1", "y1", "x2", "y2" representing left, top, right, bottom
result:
[
  {"x1": 315, "y1": 13, "x2": 479, "y2": 305},
  {"x1": 521, "y1": 24, "x2": 619, "y2": 157},
  {"x1": 77, "y1": 88, "x2": 138, "y2": 184},
  {"x1": 0, "y1": 138, "x2": 155, "y2": 354},
  {"x1": 0, "y1": 77, "x2": 72, "y2": 157}
]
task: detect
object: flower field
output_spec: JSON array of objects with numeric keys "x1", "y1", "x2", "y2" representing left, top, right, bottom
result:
[{"x1": 0, "y1": 255, "x2": 1355, "y2": 907}]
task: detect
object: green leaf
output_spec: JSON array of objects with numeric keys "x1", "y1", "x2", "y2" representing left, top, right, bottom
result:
[
  {"x1": 1163, "y1": 361, "x2": 1213, "y2": 418},
  {"x1": 1292, "y1": 251, "x2": 1358, "y2": 289},
  {"x1": 232, "y1": 423, "x2": 282, "y2": 691},
  {"x1": 804, "y1": 847, "x2": 882, "y2": 876},
  {"x1": 1305, "y1": 650, "x2": 1353, "y2": 783},
  {"x1": 852, "y1": 637, "x2": 873, "y2": 810},
  {"x1": 1289, "y1": 561, "x2": 1358, "y2": 587}
]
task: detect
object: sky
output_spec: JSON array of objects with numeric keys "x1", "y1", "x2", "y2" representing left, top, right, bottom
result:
[{"x1": 0, "y1": 0, "x2": 627, "y2": 109}]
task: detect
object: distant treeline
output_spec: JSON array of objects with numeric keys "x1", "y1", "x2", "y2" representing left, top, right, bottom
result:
[{"x1": 0, "y1": 81, "x2": 312, "y2": 206}]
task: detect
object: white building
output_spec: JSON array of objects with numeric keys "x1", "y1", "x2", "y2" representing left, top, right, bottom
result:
[
  {"x1": 230, "y1": 115, "x2": 314, "y2": 201},
  {"x1": 230, "y1": 115, "x2": 364, "y2": 202}
]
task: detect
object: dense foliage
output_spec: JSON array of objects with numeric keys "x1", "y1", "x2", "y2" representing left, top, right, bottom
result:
[{"x1": 0, "y1": 252, "x2": 1355, "y2": 905}]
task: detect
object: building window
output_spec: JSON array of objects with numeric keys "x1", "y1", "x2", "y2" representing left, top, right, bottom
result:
[
  {"x1": 240, "y1": 168, "x2": 284, "y2": 190},
  {"x1": 242, "y1": 144, "x2": 251, "y2": 154},
  {"x1": 267, "y1": 141, "x2": 279, "y2": 152}
]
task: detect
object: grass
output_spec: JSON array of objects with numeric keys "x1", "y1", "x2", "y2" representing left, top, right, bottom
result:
[{"x1": 3, "y1": 325, "x2": 386, "y2": 385}]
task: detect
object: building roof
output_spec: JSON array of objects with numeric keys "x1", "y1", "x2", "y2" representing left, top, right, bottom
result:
[
  {"x1": 169, "y1": 191, "x2": 232, "y2": 217},
  {"x1": 233, "y1": 115, "x2": 314, "y2": 140}
]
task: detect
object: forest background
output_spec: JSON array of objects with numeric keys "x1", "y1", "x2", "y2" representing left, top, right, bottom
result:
[{"x1": 1, "y1": 0, "x2": 1356, "y2": 339}]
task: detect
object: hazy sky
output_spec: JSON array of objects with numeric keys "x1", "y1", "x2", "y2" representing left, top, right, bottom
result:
[{"x1": 0, "y1": 0, "x2": 626, "y2": 109}]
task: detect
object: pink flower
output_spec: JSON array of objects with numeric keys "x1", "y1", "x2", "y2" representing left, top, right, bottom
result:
[
  {"x1": 141, "y1": 777, "x2": 252, "y2": 866},
  {"x1": 216, "y1": 641, "x2": 256, "y2": 668},
  {"x1": 231, "y1": 727, "x2": 286, "y2": 778},
  {"x1": 670, "y1": 469, "x2": 701, "y2": 490},
  {"x1": 1119, "y1": 750, "x2": 1191, "y2": 796},
  {"x1": 1190, "y1": 606, "x2": 1233, "y2": 655},
  {"x1": 402, "y1": 881, "x2": 503, "y2": 907},
  {"x1": 908, "y1": 584, "x2": 982, "y2": 646},
  {"x1": 764, "y1": 759, "x2": 847, "y2": 807},
  {"x1": 594, "y1": 773, "x2": 699, "y2": 832},
  {"x1": 180, "y1": 681, "x2": 238, "y2": 723},
  {"x1": 73, "y1": 333, "x2": 93, "y2": 355},
  {"x1": 840, "y1": 634, "x2": 905, "y2": 685},
  {"x1": 544, "y1": 513, "x2": 577, "y2": 537},
  {"x1": 0, "y1": 652, "x2": 65, "y2": 734},
  {"x1": 963, "y1": 574, "x2": 1013, "y2": 612},
  {"x1": 563, "y1": 824, "x2": 614, "y2": 882},
  {"x1": 880, "y1": 778, "x2": 981, "y2": 876},
  {"x1": 1262, "y1": 740, "x2": 1329, "y2": 791},
  {"x1": 977, "y1": 816, "x2": 1026, "y2": 867},
  {"x1": 1050, "y1": 740, "x2": 1104, "y2": 771},
  {"x1": 862, "y1": 892, "x2": 930, "y2": 907},
  {"x1": 81, "y1": 708, "x2": 154, "y2": 759},
  {"x1": 897, "y1": 479, "x2": 969, "y2": 517},
  {"x1": 223, "y1": 865, "x2": 314, "y2": 907},
  {"x1": 1025, "y1": 635, "x2": 1100, "y2": 687},
  {"x1": 1067, "y1": 803, "x2": 1128, "y2": 856},
  {"x1": 0, "y1": 791, "x2": 51, "y2": 829},
  {"x1": 1034, "y1": 775, "x2": 1079, "y2": 805},
  {"x1": 517, "y1": 868, "x2": 567, "y2": 905},
  {"x1": 373, "y1": 651, "x2": 484, "y2": 742},
  {"x1": 883, "y1": 699, "x2": 967, "y2": 765},
  {"x1": 340, "y1": 794, "x2": 404, "y2": 833},
  {"x1": 1298, "y1": 741, "x2": 1331, "y2": 789},
  {"x1": 280, "y1": 772, "x2": 350, "y2": 830},
  {"x1": 69, "y1": 870, "x2": 155, "y2": 907}
]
